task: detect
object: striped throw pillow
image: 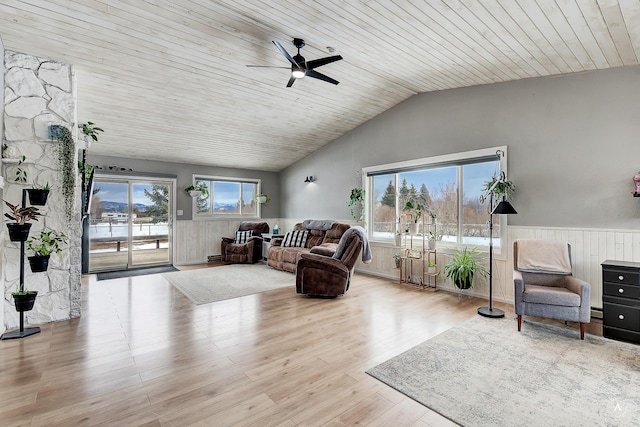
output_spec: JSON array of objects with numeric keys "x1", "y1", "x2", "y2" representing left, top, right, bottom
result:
[
  {"x1": 282, "y1": 230, "x2": 309, "y2": 248},
  {"x1": 234, "y1": 230, "x2": 253, "y2": 244}
]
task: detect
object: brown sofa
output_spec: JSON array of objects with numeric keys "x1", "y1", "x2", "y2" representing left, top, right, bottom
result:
[{"x1": 266, "y1": 222, "x2": 350, "y2": 273}]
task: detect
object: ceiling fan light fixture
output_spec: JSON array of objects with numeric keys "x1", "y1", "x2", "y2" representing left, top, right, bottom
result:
[{"x1": 292, "y1": 68, "x2": 306, "y2": 79}]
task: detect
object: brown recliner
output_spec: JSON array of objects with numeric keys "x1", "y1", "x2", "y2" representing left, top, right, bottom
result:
[
  {"x1": 295, "y1": 233, "x2": 363, "y2": 297},
  {"x1": 221, "y1": 222, "x2": 270, "y2": 264}
]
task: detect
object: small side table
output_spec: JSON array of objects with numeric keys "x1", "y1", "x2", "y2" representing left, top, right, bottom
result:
[{"x1": 261, "y1": 234, "x2": 284, "y2": 262}]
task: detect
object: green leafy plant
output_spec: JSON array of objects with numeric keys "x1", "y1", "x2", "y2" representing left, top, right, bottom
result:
[
  {"x1": 81, "y1": 121, "x2": 104, "y2": 143},
  {"x1": 443, "y1": 246, "x2": 488, "y2": 290},
  {"x1": 393, "y1": 253, "x2": 401, "y2": 268},
  {"x1": 347, "y1": 187, "x2": 366, "y2": 223},
  {"x1": 34, "y1": 182, "x2": 51, "y2": 190},
  {"x1": 185, "y1": 182, "x2": 209, "y2": 197},
  {"x1": 403, "y1": 199, "x2": 435, "y2": 224},
  {"x1": 27, "y1": 230, "x2": 67, "y2": 256},
  {"x1": 404, "y1": 200, "x2": 422, "y2": 223},
  {"x1": 14, "y1": 155, "x2": 27, "y2": 183},
  {"x1": 54, "y1": 126, "x2": 76, "y2": 223},
  {"x1": 480, "y1": 175, "x2": 515, "y2": 204},
  {"x1": 4, "y1": 201, "x2": 41, "y2": 224}
]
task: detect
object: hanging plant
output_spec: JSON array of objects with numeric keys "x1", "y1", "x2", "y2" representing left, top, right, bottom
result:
[
  {"x1": 347, "y1": 187, "x2": 366, "y2": 223},
  {"x1": 480, "y1": 175, "x2": 516, "y2": 204},
  {"x1": 54, "y1": 125, "x2": 76, "y2": 223},
  {"x1": 255, "y1": 193, "x2": 270, "y2": 204}
]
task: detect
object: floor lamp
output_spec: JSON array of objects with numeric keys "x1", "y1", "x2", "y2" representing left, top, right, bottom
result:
[{"x1": 477, "y1": 172, "x2": 517, "y2": 318}]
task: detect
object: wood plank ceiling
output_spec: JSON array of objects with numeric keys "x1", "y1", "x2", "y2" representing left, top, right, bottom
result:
[{"x1": 1, "y1": 1, "x2": 639, "y2": 172}]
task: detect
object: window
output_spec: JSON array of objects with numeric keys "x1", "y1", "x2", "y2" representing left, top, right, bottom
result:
[
  {"x1": 192, "y1": 176, "x2": 260, "y2": 219},
  {"x1": 364, "y1": 146, "x2": 508, "y2": 251}
]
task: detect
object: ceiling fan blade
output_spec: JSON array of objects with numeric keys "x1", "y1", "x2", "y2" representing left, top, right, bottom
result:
[
  {"x1": 306, "y1": 55, "x2": 343, "y2": 70},
  {"x1": 246, "y1": 65, "x2": 290, "y2": 69},
  {"x1": 286, "y1": 76, "x2": 296, "y2": 87},
  {"x1": 306, "y1": 69, "x2": 339, "y2": 85},
  {"x1": 273, "y1": 40, "x2": 300, "y2": 67}
]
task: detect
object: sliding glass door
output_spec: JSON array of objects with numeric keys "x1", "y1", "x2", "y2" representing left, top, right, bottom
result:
[{"x1": 88, "y1": 176, "x2": 174, "y2": 272}]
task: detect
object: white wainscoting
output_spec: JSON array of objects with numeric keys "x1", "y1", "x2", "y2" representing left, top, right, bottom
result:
[
  {"x1": 508, "y1": 226, "x2": 640, "y2": 310},
  {"x1": 357, "y1": 226, "x2": 640, "y2": 310},
  {"x1": 175, "y1": 218, "x2": 279, "y2": 265},
  {"x1": 176, "y1": 220, "x2": 640, "y2": 310}
]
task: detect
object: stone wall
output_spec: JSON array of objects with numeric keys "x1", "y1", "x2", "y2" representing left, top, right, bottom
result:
[{"x1": 2, "y1": 50, "x2": 81, "y2": 328}]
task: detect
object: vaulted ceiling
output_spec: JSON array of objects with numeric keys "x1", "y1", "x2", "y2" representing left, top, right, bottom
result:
[{"x1": 1, "y1": 1, "x2": 639, "y2": 171}]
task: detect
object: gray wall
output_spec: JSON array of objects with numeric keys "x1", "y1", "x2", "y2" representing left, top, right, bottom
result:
[
  {"x1": 88, "y1": 154, "x2": 281, "y2": 219},
  {"x1": 281, "y1": 65, "x2": 640, "y2": 229}
]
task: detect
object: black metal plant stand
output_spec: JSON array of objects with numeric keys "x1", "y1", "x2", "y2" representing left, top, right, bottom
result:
[
  {"x1": 477, "y1": 191, "x2": 504, "y2": 318},
  {"x1": 1, "y1": 189, "x2": 42, "y2": 340}
]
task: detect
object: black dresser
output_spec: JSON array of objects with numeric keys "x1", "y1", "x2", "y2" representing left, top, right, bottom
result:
[{"x1": 602, "y1": 260, "x2": 640, "y2": 344}]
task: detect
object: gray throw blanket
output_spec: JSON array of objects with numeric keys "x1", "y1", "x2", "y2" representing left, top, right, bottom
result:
[
  {"x1": 302, "y1": 219, "x2": 336, "y2": 230},
  {"x1": 333, "y1": 226, "x2": 372, "y2": 264}
]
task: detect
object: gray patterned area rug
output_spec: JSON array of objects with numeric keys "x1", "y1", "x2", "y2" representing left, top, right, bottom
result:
[
  {"x1": 367, "y1": 315, "x2": 640, "y2": 427},
  {"x1": 162, "y1": 264, "x2": 295, "y2": 304}
]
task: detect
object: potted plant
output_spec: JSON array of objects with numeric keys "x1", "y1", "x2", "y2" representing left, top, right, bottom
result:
[
  {"x1": 12, "y1": 285, "x2": 38, "y2": 312},
  {"x1": 81, "y1": 121, "x2": 104, "y2": 146},
  {"x1": 185, "y1": 182, "x2": 209, "y2": 198},
  {"x1": 347, "y1": 187, "x2": 366, "y2": 224},
  {"x1": 27, "y1": 182, "x2": 51, "y2": 206},
  {"x1": 480, "y1": 175, "x2": 516, "y2": 204},
  {"x1": 427, "y1": 231, "x2": 436, "y2": 250},
  {"x1": 4, "y1": 200, "x2": 41, "y2": 241},
  {"x1": 393, "y1": 253, "x2": 401, "y2": 269},
  {"x1": 394, "y1": 230, "x2": 402, "y2": 246},
  {"x1": 26, "y1": 230, "x2": 68, "y2": 273},
  {"x1": 427, "y1": 261, "x2": 437, "y2": 274},
  {"x1": 443, "y1": 246, "x2": 488, "y2": 290},
  {"x1": 255, "y1": 193, "x2": 271, "y2": 204}
]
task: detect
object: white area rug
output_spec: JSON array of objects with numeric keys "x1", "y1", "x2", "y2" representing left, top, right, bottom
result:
[
  {"x1": 162, "y1": 264, "x2": 295, "y2": 304},
  {"x1": 367, "y1": 315, "x2": 640, "y2": 427}
]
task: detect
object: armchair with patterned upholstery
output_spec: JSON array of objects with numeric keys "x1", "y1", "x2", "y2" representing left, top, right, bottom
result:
[
  {"x1": 513, "y1": 239, "x2": 591, "y2": 339},
  {"x1": 221, "y1": 222, "x2": 270, "y2": 264}
]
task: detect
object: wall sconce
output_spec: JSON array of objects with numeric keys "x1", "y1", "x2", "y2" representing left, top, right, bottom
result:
[{"x1": 304, "y1": 176, "x2": 314, "y2": 183}]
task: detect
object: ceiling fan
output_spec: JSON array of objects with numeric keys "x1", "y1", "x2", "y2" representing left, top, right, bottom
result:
[{"x1": 247, "y1": 38, "x2": 343, "y2": 87}]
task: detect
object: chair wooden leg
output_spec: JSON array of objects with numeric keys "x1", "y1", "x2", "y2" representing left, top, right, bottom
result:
[
  {"x1": 517, "y1": 315, "x2": 522, "y2": 332},
  {"x1": 580, "y1": 322, "x2": 585, "y2": 340}
]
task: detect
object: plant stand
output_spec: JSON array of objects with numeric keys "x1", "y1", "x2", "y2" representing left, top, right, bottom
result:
[
  {"x1": 1, "y1": 189, "x2": 42, "y2": 340},
  {"x1": 398, "y1": 214, "x2": 438, "y2": 289},
  {"x1": 1, "y1": 314, "x2": 40, "y2": 340}
]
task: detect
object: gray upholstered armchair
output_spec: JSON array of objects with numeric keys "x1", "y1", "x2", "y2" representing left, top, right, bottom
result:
[{"x1": 513, "y1": 239, "x2": 591, "y2": 339}]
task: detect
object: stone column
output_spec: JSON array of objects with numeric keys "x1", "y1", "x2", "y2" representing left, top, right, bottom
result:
[{"x1": 2, "y1": 50, "x2": 81, "y2": 328}]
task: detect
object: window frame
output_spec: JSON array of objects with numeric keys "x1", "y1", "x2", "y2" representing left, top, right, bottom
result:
[
  {"x1": 191, "y1": 174, "x2": 262, "y2": 220},
  {"x1": 362, "y1": 146, "x2": 509, "y2": 256}
]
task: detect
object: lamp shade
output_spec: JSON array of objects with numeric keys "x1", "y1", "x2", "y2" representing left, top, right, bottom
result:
[{"x1": 492, "y1": 196, "x2": 518, "y2": 215}]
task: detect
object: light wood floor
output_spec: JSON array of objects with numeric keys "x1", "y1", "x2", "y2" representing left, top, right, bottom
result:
[{"x1": 0, "y1": 266, "x2": 599, "y2": 426}]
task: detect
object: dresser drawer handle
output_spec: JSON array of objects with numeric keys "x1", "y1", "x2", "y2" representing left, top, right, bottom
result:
[
  {"x1": 619, "y1": 288, "x2": 624, "y2": 294},
  {"x1": 619, "y1": 314, "x2": 625, "y2": 320},
  {"x1": 619, "y1": 275, "x2": 624, "y2": 281}
]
